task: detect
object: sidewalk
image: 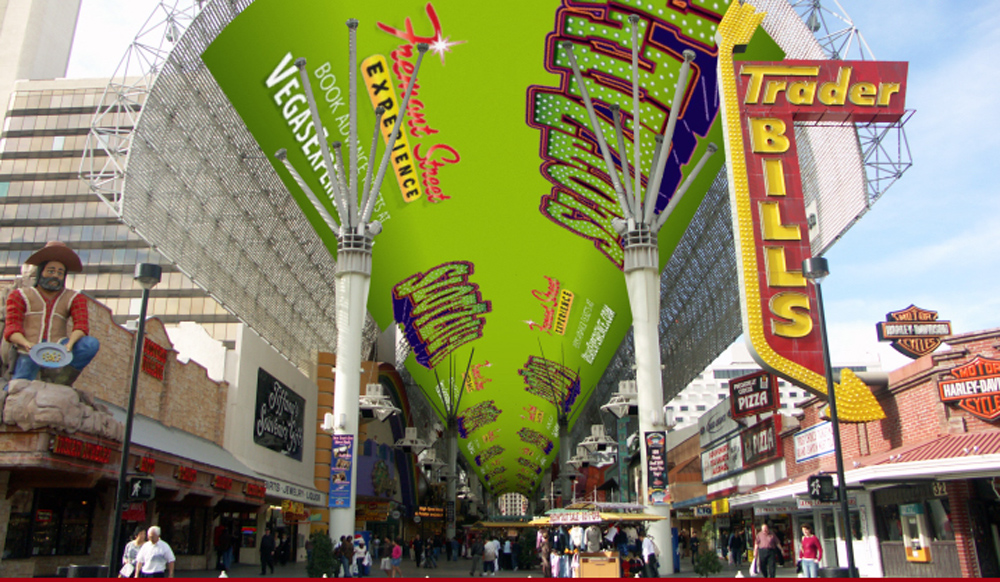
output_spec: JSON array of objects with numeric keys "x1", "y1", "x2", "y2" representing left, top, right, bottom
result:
[{"x1": 178, "y1": 555, "x2": 801, "y2": 578}]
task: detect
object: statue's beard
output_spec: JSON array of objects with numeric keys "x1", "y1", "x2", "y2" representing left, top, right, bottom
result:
[{"x1": 38, "y1": 276, "x2": 64, "y2": 292}]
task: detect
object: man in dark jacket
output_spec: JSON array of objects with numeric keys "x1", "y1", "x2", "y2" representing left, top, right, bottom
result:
[
  {"x1": 260, "y1": 528, "x2": 276, "y2": 575},
  {"x1": 340, "y1": 536, "x2": 354, "y2": 576}
]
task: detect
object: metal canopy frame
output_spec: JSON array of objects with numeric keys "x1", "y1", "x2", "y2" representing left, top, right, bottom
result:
[{"x1": 80, "y1": 0, "x2": 911, "y2": 493}]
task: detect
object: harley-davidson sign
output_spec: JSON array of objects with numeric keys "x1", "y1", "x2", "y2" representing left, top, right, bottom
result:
[
  {"x1": 877, "y1": 305, "x2": 951, "y2": 359},
  {"x1": 729, "y1": 371, "x2": 780, "y2": 419},
  {"x1": 939, "y1": 356, "x2": 1000, "y2": 421}
]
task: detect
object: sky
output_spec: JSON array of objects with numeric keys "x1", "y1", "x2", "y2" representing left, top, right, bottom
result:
[{"x1": 65, "y1": 0, "x2": 1000, "y2": 375}]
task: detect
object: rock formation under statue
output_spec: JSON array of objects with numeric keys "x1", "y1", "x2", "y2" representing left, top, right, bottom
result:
[{"x1": 2, "y1": 379, "x2": 124, "y2": 441}]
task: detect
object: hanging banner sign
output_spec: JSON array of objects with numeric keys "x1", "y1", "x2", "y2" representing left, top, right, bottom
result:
[
  {"x1": 794, "y1": 421, "x2": 835, "y2": 463},
  {"x1": 253, "y1": 368, "x2": 305, "y2": 461},
  {"x1": 741, "y1": 415, "x2": 782, "y2": 469},
  {"x1": 644, "y1": 431, "x2": 668, "y2": 505},
  {"x1": 329, "y1": 434, "x2": 355, "y2": 508},
  {"x1": 877, "y1": 305, "x2": 951, "y2": 359},
  {"x1": 938, "y1": 355, "x2": 1000, "y2": 422},
  {"x1": 729, "y1": 371, "x2": 780, "y2": 419}
]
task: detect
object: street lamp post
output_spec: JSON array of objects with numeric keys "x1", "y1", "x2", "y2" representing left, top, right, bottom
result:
[
  {"x1": 802, "y1": 257, "x2": 857, "y2": 578},
  {"x1": 109, "y1": 263, "x2": 162, "y2": 567}
]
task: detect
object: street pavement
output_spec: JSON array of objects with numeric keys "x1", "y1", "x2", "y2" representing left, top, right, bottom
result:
[{"x1": 178, "y1": 555, "x2": 802, "y2": 578}]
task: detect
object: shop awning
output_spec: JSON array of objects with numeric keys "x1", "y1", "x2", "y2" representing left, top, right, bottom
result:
[
  {"x1": 672, "y1": 495, "x2": 709, "y2": 509},
  {"x1": 106, "y1": 404, "x2": 261, "y2": 480},
  {"x1": 472, "y1": 521, "x2": 534, "y2": 529},
  {"x1": 528, "y1": 512, "x2": 666, "y2": 526}
]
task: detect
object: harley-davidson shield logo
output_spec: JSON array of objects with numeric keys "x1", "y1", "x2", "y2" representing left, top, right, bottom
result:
[
  {"x1": 938, "y1": 356, "x2": 1000, "y2": 422},
  {"x1": 876, "y1": 305, "x2": 951, "y2": 359}
]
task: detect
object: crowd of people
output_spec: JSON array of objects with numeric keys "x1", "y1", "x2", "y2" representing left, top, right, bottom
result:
[{"x1": 120, "y1": 519, "x2": 824, "y2": 577}]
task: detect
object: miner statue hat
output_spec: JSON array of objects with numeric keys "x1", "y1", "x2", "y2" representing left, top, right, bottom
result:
[{"x1": 25, "y1": 241, "x2": 83, "y2": 273}]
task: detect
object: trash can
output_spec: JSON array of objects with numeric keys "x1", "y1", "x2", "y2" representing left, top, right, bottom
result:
[
  {"x1": 65, "y1": 565, "x2": 109, "y2": 578},
  {"x1": 818, "y1": 566, "x2": 851, "y2": 577}
]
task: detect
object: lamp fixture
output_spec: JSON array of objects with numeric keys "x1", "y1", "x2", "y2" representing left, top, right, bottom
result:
[
  {"x1": 601, "y1": 379, "x2": 639, "y2": 418},
  {"x1": 358, "y1": 383, "x2": 401, "y2": 422},
  {"x1": 393, "y1": 427, "x2": 429, "y2": 455}
]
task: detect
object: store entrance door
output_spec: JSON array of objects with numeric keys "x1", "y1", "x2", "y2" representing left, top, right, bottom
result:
[
  {"x1": 969, "y1": 497, "x2": 1000, "y2": 577},
  {"x1": 817, "y1": 510, "x2": 838, "y2": 568}
]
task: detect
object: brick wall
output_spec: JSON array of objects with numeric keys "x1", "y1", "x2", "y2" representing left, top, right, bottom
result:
[
  {"x1": 948, "y1": 480, "x2": 979, "y2": 578},
  {"x1": 72, "y1": 297, "x2": 228, "y2": 445}
]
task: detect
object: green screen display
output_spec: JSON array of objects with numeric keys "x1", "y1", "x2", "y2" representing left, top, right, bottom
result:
[{"x1": 202, "y1": 0, "x2": 748, "y2": 495}]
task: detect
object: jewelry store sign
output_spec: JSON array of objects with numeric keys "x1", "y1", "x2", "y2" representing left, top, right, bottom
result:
[{"x1": 254, "y1": 368, "x2": 305, "y2": 461}]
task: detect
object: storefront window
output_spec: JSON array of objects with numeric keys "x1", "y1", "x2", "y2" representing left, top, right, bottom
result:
[
  {"x1": 2, "y1": 489, "x2": 95, "y2": 558},
  {"x1": 2, "y1": 490, "x2": 34, "y2": 559},
  {"x1": 159, "y1": 504, "x2": 208, "y2": 555},
  {"x1": 875, "y1": 504, "x2": 903, "y2": 541},
  {"x1": 927, "y1": 499, "x2": 955, "y2": 541}
]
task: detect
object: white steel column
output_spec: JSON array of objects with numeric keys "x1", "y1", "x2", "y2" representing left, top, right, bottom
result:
[
  {"x1": 272, "y1": 21, "x2": 429, "y2": 547},
  {"x1": 561, "y1": 22, "x2": 717, "y2": 574},
  {"x1": 624, "y1": 236, "x2": 672, "y2": 574},
  {"x1": 329, "y1": 239, "x2": 373, "y2": 539},
  {"x1": 445, "y1": 425, "x2": 458, "y2": 539}
]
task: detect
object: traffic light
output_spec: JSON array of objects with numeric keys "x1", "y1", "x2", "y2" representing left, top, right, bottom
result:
[
  {"x1": 808, "y1": 475, "x2": 836, "y2": 502},
  {"x1": 128, "y1": 476, "x2": 155, "y2": 501}
]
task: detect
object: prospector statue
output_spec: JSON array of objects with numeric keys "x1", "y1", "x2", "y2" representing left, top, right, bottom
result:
[{"x1": 2, "y1": 241, "x2": 100, "y2": 387}]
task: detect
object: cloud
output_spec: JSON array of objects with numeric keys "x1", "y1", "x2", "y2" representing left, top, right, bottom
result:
[{"x1": 67, "y1": 0, "x2": 159, "y2": 79}]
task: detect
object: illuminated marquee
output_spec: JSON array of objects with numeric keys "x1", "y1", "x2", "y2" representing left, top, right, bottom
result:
[{"x1": 717, "y1": 3, "x2": 907, "y2": 401}]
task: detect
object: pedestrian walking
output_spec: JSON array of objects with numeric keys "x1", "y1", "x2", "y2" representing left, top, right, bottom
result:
[
  {"x1": 259, "y1": 528, "x2": 276, "y2": 575},
  {"x1": 135, "y1": 526, "x2": 176, "y2": 578},
  {"x1": 753, "y1": 523, "x2": 785, "y2": 578},
  {"x1": 799, "y1": 524, "x2": 822, "y2": 578}
]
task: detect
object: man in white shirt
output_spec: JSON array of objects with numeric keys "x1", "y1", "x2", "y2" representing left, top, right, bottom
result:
[
  {"x1": 639, "y1": 530, "x2": 658, "y2": 578},
  {"x1": 135, "y1": 526, "x2": 176, "y2": 577}
]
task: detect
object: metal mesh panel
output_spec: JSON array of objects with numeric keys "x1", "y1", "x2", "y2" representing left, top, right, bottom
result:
[{"x1": 117, "y1": 0, "x2": 382, "y2": 370}]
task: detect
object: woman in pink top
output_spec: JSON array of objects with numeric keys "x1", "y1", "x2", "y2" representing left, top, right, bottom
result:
[
  {"x1": 390, "y1": 539, "x2": 403, "y2": 578},
  {"x1": 799, "y1": 524, "x2": 822, "y2": 578}
]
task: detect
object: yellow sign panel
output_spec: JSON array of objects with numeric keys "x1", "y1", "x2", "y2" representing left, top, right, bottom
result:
[{"x1": 361, "y1": 55, "x2": 423, "y2": 203}]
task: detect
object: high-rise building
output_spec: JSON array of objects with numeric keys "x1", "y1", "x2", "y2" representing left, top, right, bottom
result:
[
  {"x1": 666, "y1": 342, "x2": 881, "y2": 429},
  {"x1": 0, "y1": 78, "x2": 240, "y2": 346},
  {"x1": 497, "y1": 492, "x2": 528, "y2": 517},
  {"x1": 0, "y1": 0, "x2": 81, "y2": 118},
  {"x1": 0, "y1": 0, "x2": 239, "y2": 348}
]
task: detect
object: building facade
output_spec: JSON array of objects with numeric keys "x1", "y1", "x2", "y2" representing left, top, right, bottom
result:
[
  {"x1": 0, "y1": 292, "x2": 263, "y2": 577},
  {"x1": 667, "y1": 343, "x2": 878, "y2": 429},
  {"x1": 1, "y1": 78, "x2": 241, "y2": 347},
  {"x1": 721, "y1": 327, "x2": 1000, "y2": 578}
]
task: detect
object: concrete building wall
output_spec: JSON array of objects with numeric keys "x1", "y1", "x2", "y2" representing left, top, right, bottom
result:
[
  {"x1": 224, "y1": 324, "x2": 318, "y2": 490},
  {"x1": 0, "y1": 0, "x2": 80, "y2": 125}
]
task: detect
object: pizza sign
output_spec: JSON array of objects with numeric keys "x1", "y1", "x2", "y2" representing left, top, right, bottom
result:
[
  {"x1": 938, "y1": 356, "x2": 1000, "y2": 421},
  {"x1": 729, "y1": 371, "x2": 780, "y2": 419}
]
